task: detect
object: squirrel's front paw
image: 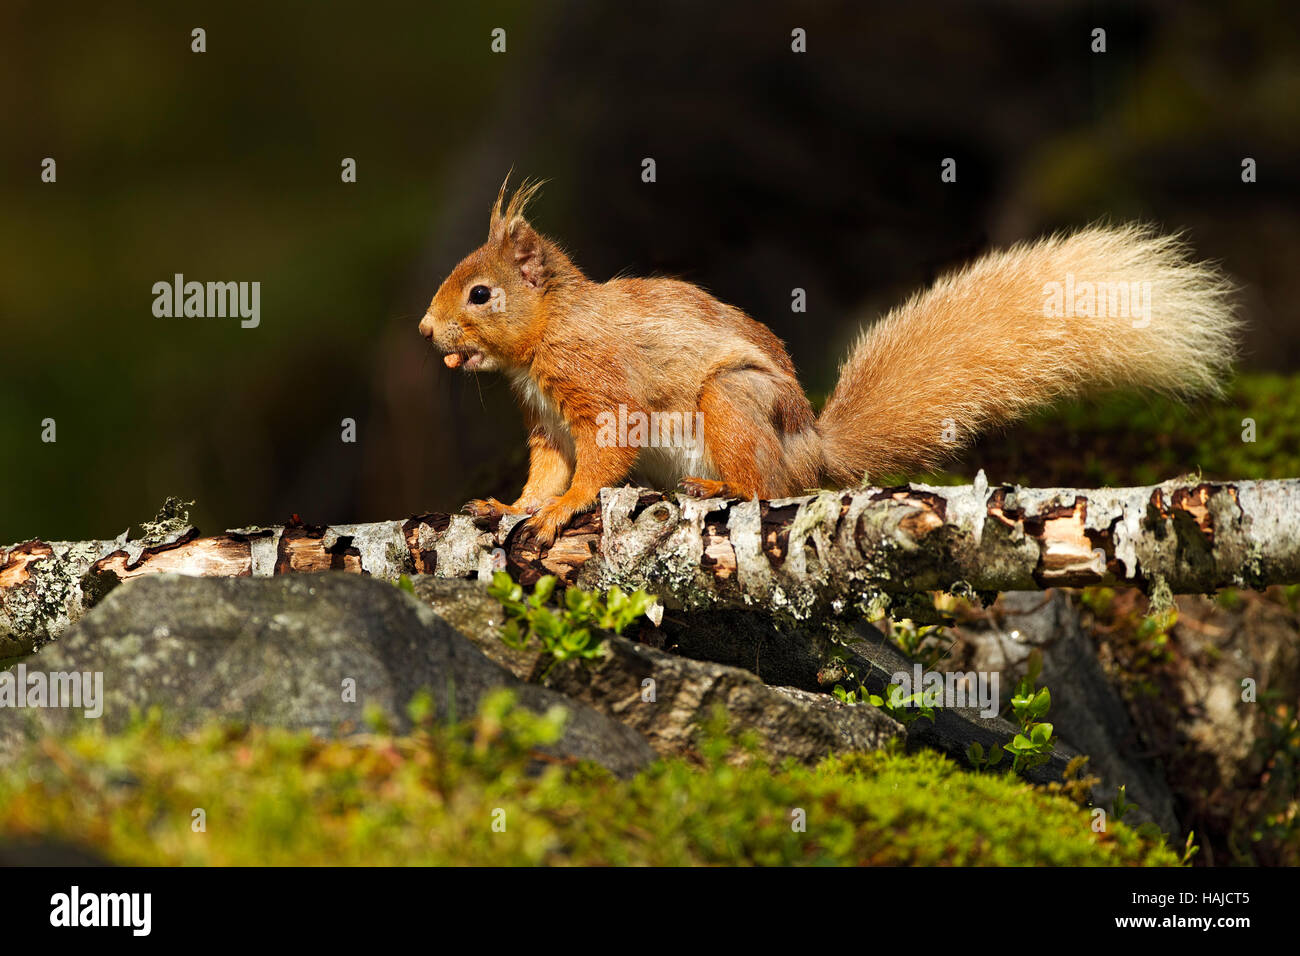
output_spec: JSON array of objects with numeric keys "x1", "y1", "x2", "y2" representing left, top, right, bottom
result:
[
  {"x1": 464, "y1": 497, "x2": 524, "y2": 520},
  {"x1": 522, "y1": 498, "x2": 579, "y2": 548}
]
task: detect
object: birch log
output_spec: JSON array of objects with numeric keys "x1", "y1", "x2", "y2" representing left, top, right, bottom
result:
[{"x1": 3, "y1": 475, "x2": 1299, "y2": 656}]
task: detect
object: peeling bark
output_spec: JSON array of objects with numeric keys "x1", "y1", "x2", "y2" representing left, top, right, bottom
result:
[{"x1": 3, "y1": 473, "x2": 1299, "y2": 655}]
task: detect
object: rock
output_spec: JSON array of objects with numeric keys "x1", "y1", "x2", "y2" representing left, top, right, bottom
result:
[
  {"x1": 948, "y1": 591, "x2": 1180, "y2": 833},
  {"x1": 1166, "y1": 591, "x2": 1299, "y2": 781},
  {"x1": 412, "y1": 577, "x2": 904, "y2": 763},
  {"x1": 414, "y1": 576, "x2": 1075, "y2": 779},
  {"x1": 0, "y1": 838, "x2": 114, "y2": 866},
  {"x1": 1121, "y1": 589, "x2": 1300, "y2": 864},
  {"x1": 0, "y1": 573, "x2": 654, "y2": 778},
  {"x1": 826, "y1": 620, "x2": 1082, "y2": 786},
  {"x1": 621, "y1": 599, "x2": 1078, "y2": 785},
  {"x1": 946, "y1": 586, "x2": 1300, "y2": 858}
]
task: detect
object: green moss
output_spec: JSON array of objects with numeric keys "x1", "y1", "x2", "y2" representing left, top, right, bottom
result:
[{"x1": 0, "y1": 693, "x2": 1179, "y2": 866}]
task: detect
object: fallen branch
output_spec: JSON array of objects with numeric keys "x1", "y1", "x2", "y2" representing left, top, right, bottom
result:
[{"x1": 3, "y1": 474, "x2": 1298, "y2": 656}]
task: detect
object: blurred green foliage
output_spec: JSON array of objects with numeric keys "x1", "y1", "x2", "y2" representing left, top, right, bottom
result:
[
  {"x1": 1, "y1": 1, "x2": 536, "y2": 542},
  {"x1": 903, "y1": 372, "x2": 1300, "y2": 488}
]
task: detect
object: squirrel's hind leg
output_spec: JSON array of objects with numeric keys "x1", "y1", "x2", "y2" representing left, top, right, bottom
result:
[{"x1": 684, "y1": 371, "x2": 802, "y2": 500}]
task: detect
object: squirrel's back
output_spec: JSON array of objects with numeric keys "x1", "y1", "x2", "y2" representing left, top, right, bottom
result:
[
  {"x1": 544, "y1": 275, "x2": 807, "y2": 407},
  {"x1": 817, "y1": 224, "x2": 1239, "y2": 484}
]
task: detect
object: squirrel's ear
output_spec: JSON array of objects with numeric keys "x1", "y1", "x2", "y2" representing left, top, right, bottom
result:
[
  {"x1": 505, "y1": 218, "x2": 547, "y2": 289},
  {"x1": 490, "y1": 177, "x2": 548, "y2": 286}
]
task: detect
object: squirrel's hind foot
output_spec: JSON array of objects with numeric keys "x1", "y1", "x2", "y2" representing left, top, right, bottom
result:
[{"x1": 678, "y1": 477, "x2": 741, "y2": 500}]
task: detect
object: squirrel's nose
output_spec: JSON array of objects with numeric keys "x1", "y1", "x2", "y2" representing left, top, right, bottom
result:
[{"x1": 418, "y1": 314, "x2": 436, "y2": 341}]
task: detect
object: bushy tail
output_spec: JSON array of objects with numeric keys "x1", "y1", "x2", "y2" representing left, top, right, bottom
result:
[{"x1": 817, "y1": 224, "x2": 1239, "y2": 484}]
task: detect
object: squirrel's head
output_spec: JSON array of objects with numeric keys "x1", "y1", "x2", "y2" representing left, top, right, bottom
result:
[{"x1": 420, "y1": 178, "x2": 574, "y2": 373}]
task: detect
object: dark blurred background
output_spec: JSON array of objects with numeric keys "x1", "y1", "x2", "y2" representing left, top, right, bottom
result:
[{"x1": 3, "y1": 0, "x2": 1298, "y2": 544}]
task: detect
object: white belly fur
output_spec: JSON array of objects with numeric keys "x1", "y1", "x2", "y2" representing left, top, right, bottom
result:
[
  {"x1": 510, "y1": 372, "x2": 576, "y2": 461},
  {"x1": 510, "y1": 372, "x2": 716, "y2": 490},
  {"x1": 633, "y1": 442, "x2": 719, "y2": 489}
]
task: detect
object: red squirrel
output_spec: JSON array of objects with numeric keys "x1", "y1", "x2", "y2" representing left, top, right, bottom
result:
[{"x1": 419, "y1": 178, "x2": 1238, "y2": 546}]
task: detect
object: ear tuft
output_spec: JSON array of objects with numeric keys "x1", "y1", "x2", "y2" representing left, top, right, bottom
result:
[
  {"x1": 488, "y1": 174, "x2": 546, "y2": 243},
  {"x1": 488, "y1": 170, "x2": 512, "y2": 240}
]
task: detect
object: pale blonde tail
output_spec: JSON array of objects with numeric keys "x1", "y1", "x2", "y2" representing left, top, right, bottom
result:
[{"x1": 818, "y1": 224, "x2": 1239, "y2": 483}]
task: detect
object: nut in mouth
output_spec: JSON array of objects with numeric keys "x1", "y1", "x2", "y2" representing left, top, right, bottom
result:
[{"x1": 443, "y1": 347, "x2": 485, "y2": 370}]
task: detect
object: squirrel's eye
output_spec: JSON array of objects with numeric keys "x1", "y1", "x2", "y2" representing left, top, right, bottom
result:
[{"x1": 468, "y1": 285, "x2": 492, "y2": 305}]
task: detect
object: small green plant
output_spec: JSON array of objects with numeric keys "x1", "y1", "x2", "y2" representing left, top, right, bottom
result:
[
  {"x1": 487, "y1": 571, "x2": 656, "y2": 672},
  {"x1": 965, "y1": 740, "x2": 1004, "y2": 770},
  {"x1": 832, "y1": 681, "x2": 935, "y2": 727},
  {"x1": 872, "y1": 684, "x2": 936, "y2": 726},
  {"x1": 1004, "y1": 649, "x2": 1057, "y2": 774},
  {"x1": 1004, "y1": 721, "x2": 1056, "y2": 774},
  {"x1": 1112, "y1": 784, "x2": 1136, "y2": 823},
  {"x1": 887, "y1": 618, "x2": 952, "y2": 670},
  {"x1": 830, "y1": 683, "x2": 861, "y2": 704},
  {"x1": 824, "y1": 646, "x2": 941, "y2": 726}
]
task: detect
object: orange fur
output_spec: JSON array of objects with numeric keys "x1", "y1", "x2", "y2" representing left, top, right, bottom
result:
[{"x1": 421, "y1": 182, "x2": 1239, "y2": 544}]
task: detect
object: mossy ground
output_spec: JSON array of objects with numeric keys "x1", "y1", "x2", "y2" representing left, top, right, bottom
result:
[{"x1": 0, "y1": 692, "x2": 1179, "y2": 866}]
